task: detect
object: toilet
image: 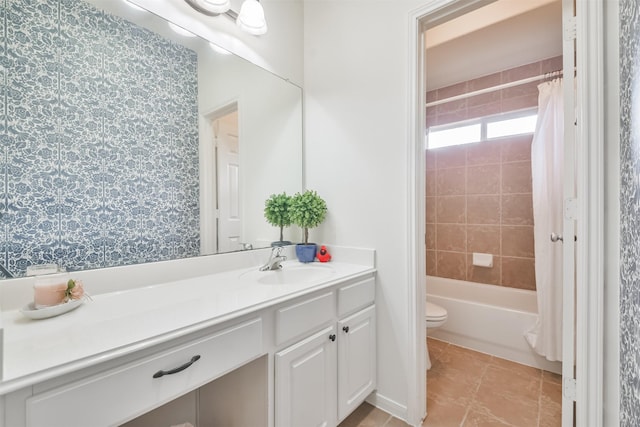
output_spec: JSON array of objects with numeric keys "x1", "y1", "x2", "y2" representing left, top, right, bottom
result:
[{"x1": 425, "y1": 301, "x2": 448, "y2": 370}]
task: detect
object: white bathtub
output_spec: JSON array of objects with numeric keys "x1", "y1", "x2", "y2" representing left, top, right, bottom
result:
[{"x1": 426, "y1": 276, "x2": 561, "y2": 374}]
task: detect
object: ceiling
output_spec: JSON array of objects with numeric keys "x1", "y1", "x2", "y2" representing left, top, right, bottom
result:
[{"x1": 425, "y1": 0, "x2": 563, "y2": 91}]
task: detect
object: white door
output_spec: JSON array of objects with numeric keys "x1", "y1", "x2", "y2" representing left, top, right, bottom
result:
[
  {"x1": 215, "y1": 112, "x2": 241, "y2": 253},
  {"x1": 275, "y1": 326, "x2": 338, "y2": 427},
  {"x1": 560, "y1": 0, "x2": 577, "y2": 425},
  {"x1": 337, "y1": 305, "x2": 376, "y2": 422}
]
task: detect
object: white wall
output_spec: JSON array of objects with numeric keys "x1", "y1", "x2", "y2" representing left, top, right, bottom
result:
[{"x1": 303, "y1": 0, "x2": 424, "y2": 421}]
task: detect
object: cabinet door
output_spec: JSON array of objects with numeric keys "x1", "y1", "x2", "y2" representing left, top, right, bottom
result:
[
  {"x1": 337, "y1": 305, "x2": 376, "y2": 422},
  {"x1": 275, "y1": 326, "x2": 337, "y2": 427}
]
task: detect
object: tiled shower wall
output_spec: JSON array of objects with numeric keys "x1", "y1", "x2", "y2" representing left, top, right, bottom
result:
[
  {"x1": 425, "y1": 56, "x2": 562, "y2": 290},
  {"x1": 0, "y1": 0, "x2": 199, "y2": 277},
  {"x1": 619, "y1": 0, "x2": 640, "y2": 423}
]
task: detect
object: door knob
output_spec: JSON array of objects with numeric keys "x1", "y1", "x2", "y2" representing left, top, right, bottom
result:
[{"x1": 550, "y1": 233, "x2": 563, "y2": 243}]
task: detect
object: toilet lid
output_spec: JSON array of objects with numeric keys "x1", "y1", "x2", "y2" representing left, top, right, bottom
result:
[{"x1": 425, "y1": 301, "x2": 447, "y2": 321}]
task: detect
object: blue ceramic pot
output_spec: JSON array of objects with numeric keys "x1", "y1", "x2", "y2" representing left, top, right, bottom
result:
[{"x1": 295, "y1": 244, "x2": 317, "y2": 263}]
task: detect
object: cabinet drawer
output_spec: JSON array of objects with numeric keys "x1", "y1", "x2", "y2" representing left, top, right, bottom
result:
[
  {"x1": 276, "y1": 291, "x2": 335, "y2": 345},
  {"x1": 337, "y1": 277, "x2": 375, "y2": 317},
  {"x1": 26, "y1": 318, "x2": 263, "y2": 427}
]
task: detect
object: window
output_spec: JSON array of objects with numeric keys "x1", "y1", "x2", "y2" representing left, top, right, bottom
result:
[{"x1": 426, "y1": 110, "x2": 537, "y2": 150}]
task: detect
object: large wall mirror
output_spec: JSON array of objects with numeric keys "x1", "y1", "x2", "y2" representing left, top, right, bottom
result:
[{"x1": 0, "y1": 0, "x2": 303, "y2": 278}]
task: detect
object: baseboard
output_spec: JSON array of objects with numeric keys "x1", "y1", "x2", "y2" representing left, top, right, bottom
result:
[{"x1": 365, "y1": 391, "x2": 408, "y2": 424}]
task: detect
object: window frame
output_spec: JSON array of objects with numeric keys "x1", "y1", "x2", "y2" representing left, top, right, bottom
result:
[{"x1": 426, "y1": 107, "x2": 538, "y2": 150}]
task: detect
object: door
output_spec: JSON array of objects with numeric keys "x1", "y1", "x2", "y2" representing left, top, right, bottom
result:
[
  {"x1": 337, "y1": 305, "x2": 376, "y2": 422},
  {"x1": 560, "y1": 0, "x2": 577, "y2": 425},
  {"x1": 215, "y1": 111, "x2": 241, "y2": 253},
  {"x1": 275, "y1": 326, "x2": 338, "y2": 427}
]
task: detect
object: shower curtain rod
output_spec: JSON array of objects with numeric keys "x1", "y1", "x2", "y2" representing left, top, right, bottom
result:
[{"x1": 425, "y1": 68, "x2": 564, "y2": 108}]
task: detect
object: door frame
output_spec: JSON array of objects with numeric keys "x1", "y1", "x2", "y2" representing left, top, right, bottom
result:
[
  {"x1": 199, "y1": 100, "x2": 239, "y2": 255},
  {"x1": 406, "y1": 1, "x2": 605, "y2": 425}
]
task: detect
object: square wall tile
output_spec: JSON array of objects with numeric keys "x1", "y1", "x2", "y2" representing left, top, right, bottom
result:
[
  {"x1": 426, "y1": 224, "x2": 436, "y2": 250},
  {"x1": 467, "y1": 164, "x2": 500, "y2": 195},
  {"x1": 467, "y1": 254, "x2": 501, "y2": 285},
  {"x1": 436, "y1": 196, "x2": 466, "y2": 224},
  {"x1": 467, "y1": 225, "x2": 501, "y2": 254},
  {"x1": 467, "y1": 195, "x2": 501, "y2": 225},
  {"x1": 436, "y1": 146, "x2": 467, "y2": 169},
  {"x1": 436, "y1": 224, "x2": 466, "y2": 252},
  {"x1": 501, "y1": 135, "x2": 533, "y2": 162},
  {"x1": 502, "y1": 194, "x2": 534, "y2": 225},
  {"x1": 426, "y1": 250, "x2": 437, "y2": 276},
  {"x1": 502, "y1": 226, "x2": 534, "y2": 257},
  {"x1": 426, "y1": 197, "x2": 437, "y2": 224},
  {"x1": 437, "y1": 167, "x2": 466, "y2": 196},
  {"x1": 502, "y1": 257, "x2": 536, "y2": 290},
  {"x1": 436, "y1": 251, "x2": 467, "y2": 280},
  {"x1": 502, "y1": 161, "x2": 532, "y2": 194},
  {"x1": 467, "y1": 140, "x2": 501, "y2": 165},
  {"x1": 426, "y1": 171, "x2": 436, "y2": 196}
]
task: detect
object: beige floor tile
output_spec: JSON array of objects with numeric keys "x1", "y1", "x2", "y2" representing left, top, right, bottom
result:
[
  {"x1": 427, "y1": 370, "x2": 481, "y2": 407},
  {"x1": 489, "y1": 356, "x2": 541, "y2": 378},
  {"x1": 428, "y1": 337, "x2": 450, "y2": 361},
  {"x1": 385, "y1": 416, "x2": 412, "y2": 427},
  {"x1": 461, "y1": 408, "x2": 516, "y2": 427},
  {"x1": 540, "y1": 380, "x2": 562, "y2": 405},
  {"x1": 423, "y1": 397, "x2": 467, "y2": 427},
  {"x1": 471, "y1": 390, "x2": 539, "y2": 427},
  {"x1": 542, "y1": 370, "x2": 562, "y2": 385},
  {"x1": 538, "y1": 401, "x2": 561, "y2": 427},
  {"x1": 477, "y1": 364, "x2": 541, "y2": 401},
  {"x1": 338, "y1": 402, "x2": 391, "y2": 427}
]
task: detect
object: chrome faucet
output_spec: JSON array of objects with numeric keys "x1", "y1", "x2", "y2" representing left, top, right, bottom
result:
[{"x1": 259, "y1": 247, "x2": 287, "y2": 271}]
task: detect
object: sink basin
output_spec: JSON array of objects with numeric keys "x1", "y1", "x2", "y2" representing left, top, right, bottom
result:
[{"x1": 240, "y1": 264, "x2": 336, "y2": 285}]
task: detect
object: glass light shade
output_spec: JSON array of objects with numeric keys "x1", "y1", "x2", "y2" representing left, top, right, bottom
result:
[
  {"x1": 236, "y1": 0, "x2": 267, "y2": 35},
  {"x1": 191, "y1": 0, "x2": 231, "y2": 14}
]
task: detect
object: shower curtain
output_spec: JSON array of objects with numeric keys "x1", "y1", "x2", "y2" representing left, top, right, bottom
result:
[{"x1": 525, "y1": 78, "x2": 564, "y2": 362}]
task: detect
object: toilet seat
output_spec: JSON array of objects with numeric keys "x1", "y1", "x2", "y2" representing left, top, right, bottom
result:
[{"x1": 425, "y1": 301, "x2": 447, "y2": 322}]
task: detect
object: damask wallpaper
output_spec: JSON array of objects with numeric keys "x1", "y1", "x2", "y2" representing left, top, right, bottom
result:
[
  {"x1": 0, "y1": 0, "x2": 200, "y2": 277},
  {"x1": 620, "y1": 0, "x2": 640, "y2": 424}
]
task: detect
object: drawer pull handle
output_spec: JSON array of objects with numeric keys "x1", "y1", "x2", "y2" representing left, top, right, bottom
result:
[
  {"x1": 153, "y1": 355, "x2": 201, "y2": 379},
  {"x1": 329, "y1": 334, "x2": 336, "y2": 342},
  {"x1": 343, "y1": 326, "x2": 349, "y2": 333}
]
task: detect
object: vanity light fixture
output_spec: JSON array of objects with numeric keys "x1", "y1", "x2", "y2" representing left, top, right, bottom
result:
[
  {"x1": 184, "y1": 0, "x2": 231, "y2": 15},
  {"x1": 184, "y1": 0, "x2": 268, "y2": 36},
  {"x1": 236, "y1": 0, "x2": 267, "y2": 35}
]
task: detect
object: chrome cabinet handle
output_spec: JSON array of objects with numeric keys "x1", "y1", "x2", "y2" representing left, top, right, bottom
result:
[
  {"x1": 153, "y1": 355, "x2": 201, "y2": 378},
  {"x1": 550, "y1": 233, "x2": 563, "y2": 243}
]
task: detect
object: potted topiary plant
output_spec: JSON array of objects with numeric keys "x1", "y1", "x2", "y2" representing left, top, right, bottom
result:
[
  {"x1": 289, "y1": 190, "x2": 327, "y2": 262},
  {"x1": 264, "y1": 192, "x2": 293, "y2": 247}
]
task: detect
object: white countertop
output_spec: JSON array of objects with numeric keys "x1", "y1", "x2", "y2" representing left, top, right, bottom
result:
[{"x1": 0, "y1": 259, "x2": 374, "y2": 394}]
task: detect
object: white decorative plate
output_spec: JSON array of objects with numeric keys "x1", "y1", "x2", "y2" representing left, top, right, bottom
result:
[{"x1": 20, "y1": 299, "x2": 84, "y2": 320}]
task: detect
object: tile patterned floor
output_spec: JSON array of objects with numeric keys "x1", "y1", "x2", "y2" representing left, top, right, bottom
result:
[{"x1": 339, "y1": 338, "x2": 562, "y2": 427}]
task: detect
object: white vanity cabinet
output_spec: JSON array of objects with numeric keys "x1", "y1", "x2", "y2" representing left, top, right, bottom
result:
[
  {"x1": 0, "y1": 258, "x2": 376, "y2": 427},
  {"x1": 274, "y1": 277, "x2": 376, "y2": 427}
]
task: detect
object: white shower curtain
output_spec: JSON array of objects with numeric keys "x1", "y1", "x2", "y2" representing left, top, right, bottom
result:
[{"x1": 525, "y1": 78, "x2": 564, "y2": 362}]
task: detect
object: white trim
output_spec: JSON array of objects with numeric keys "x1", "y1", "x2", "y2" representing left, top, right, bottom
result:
[
  {"x1": 575, "y1": 0, "x2": 604, "y2": 425},
  {"x1": 366, "y1": 392, "x2": 409, "y2": 423},
  {"x1": 407, "y1": 2, "x2": 493, "y2": 425},
  {"x1": 602, "y1": 0, "x2": 620, "y2": 424},
  {"x1": 409, "y1": 0, "x2": 606, "y2": 426},
  {"x1": 407, "y1": 5, "x2": 428, "y2": 425}
]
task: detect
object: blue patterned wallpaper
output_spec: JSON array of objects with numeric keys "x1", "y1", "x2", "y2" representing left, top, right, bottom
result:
[
  {"x1": 620, "y1": 0, "x2": 640, "y2": 424},
  {"x1": 0, "y1": 0, "x2": 200, "y2": 277}
]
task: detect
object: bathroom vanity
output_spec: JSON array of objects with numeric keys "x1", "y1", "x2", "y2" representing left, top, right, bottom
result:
[{"x1": 0, "y1": 247, "x2": 376, "y2": 427}]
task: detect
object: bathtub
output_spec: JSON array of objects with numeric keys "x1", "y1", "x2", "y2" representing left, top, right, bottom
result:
[{"x1": 426, "y1": 275, "x2": 562, "y2": 374}]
